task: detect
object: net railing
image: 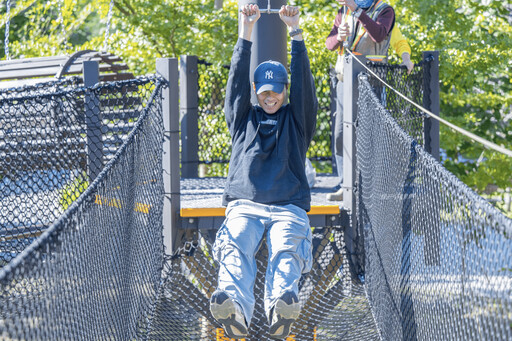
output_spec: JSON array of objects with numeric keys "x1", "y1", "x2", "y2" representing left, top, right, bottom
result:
[
  {"x1": 1, "y1": 57, "x2": 509, "y2": 341},
  {"x1": 367, "y1": 58, "x2": 431, "y2": 145},
  {"x1": 356, "y1": 74, "x2": 512, "y2": 341},
  {"x1": 0, "y1": 76, "x2": 159, "y2": 265},
  {"x1": 148, "y1": 227, "x2": 380, "y2": 341},
  {"x1": 144, "y1": 58, "x2": 441, "y2": 340},
  {"x1": 0, "y1": 76, "x2": 165, "y2": 339}
]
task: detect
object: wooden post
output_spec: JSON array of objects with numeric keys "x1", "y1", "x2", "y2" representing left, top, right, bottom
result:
[
  {"x1": 180, "y1": 55, "x2": 199, "y2": 178},
  {"x1": 422, "y1": 51, "x2": 440, "y2": 161},
  {"x1": 83, "y1": 61, "x2": 102, "y2": 180},
  {"x1": 400, "y1": 141, "x2": 418, "y2": 340},
  {"x1": 156, "y1": 58, "x2": 182, "y2": 256},
  {"x1": 214, "y1": 0, "x2": 223, "y2": 10},
  {"x1": 330, "y1": 68, "x2": 338, "y2": 175},
  {"x1": 422, "y1": 51, "x2": 441, "y2": 266}
]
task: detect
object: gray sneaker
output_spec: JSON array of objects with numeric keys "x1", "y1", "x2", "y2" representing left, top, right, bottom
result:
[
  {"x1": 210, "y1": 291, "x2": 248, "y2": 339},
  {"x1": 269, "y1": 291, "x2": 300, "y2": 339}
]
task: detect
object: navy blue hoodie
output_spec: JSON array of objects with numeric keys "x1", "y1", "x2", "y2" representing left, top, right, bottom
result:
[{"x1": 222, "y1": 38, "x2": 318, "y2": 212}]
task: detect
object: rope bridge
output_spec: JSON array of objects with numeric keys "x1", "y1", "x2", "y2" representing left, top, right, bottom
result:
[{"x1": 0, "y1": 57, "x2": 510, "y2": 341}]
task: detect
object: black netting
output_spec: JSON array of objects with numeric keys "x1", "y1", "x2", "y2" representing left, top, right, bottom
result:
[
  {"x1": 197, "y1": 61, "x2": 231, "y2": 177},
  {"x1": 0, "y1": 77, "x2": 159, "y2": 265},
  {"x1": 0, "y1": 76, "x2": 165, "y2": 339},
  {"x1": 1, "y1": 55, "x2": 509, "y2": 341},
  {"x1": 308, "y1": 68, "x2": 334, "y2": 165},
  {"x1": 356, "y1": 75, "x2": 512, "y2": 341},
  {"x1": 367, "y1": 59, "x2": 430, "y2": 145},
  {"x1": 150, "y1": 227, "x2": 379, "y2": 341}
]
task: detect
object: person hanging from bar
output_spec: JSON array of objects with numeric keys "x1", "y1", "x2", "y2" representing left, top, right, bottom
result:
[
  {"x1": 209, "y1": 3, "x2": 318, "y2": 340},
  {"x1": 325, "y1": 0, "x2": 396, "y2": 201}
]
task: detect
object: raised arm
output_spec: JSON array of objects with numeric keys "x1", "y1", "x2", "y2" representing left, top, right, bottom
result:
[
  {"x1": 325, "y1": 8, "x2": 344, "y2": 51},
  {"x1": 224, "y1": 4, "x2": 261, "y2": 134},
  {"x1": 282, "y1": 6, "x2": 318, "y2": 143},
  {"x1": 337, "y1": 0, "x2": 394, "y2": 43},
  {"x1": 239, "y1": 3, "x2": 260, "y2": 41}
]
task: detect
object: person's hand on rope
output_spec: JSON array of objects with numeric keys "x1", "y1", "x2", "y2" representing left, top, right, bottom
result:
[
  {"x1": 239, "y1": 4, "x2": 261, "y2": 40},
  {"x1": 337, "y1": 23, "x2": 350, "y2": 42},
  {"x1": 336, "y1": 0, "x2": 358, "y2": 12}
]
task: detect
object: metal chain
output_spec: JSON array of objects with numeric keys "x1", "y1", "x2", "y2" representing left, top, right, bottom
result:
[
  {"x1": 58, "y1": 0, "x2": 67, "y2": 48},
  {"x1": 102, "y1": 0, "x2": 114, "y2": 52},
  {"x1": 5, "y1": 0, "x2": 11, "y2": 60}
]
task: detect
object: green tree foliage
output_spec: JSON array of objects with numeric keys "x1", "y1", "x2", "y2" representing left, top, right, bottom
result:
[
  {"x1": 386, "y1": 0, "x2": 512, "y2": 195},
  {"x1": 302, "y1": 0, "x2": 512, "y2": 206},
  {"x1": 1, "y1": 0, "x2": 510, "y2": 203},
  {"x1": 0, "y1": 0, "x2": 238, "y2": 73}
]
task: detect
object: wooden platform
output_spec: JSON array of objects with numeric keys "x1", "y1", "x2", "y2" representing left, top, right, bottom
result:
[{"x1": 179, "y1": 174, "x2": 345, "y2": 229}]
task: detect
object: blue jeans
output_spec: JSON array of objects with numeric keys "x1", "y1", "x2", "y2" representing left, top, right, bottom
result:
[{"x1": 213, "y1": 199, "x2": 313, "y2": 324}]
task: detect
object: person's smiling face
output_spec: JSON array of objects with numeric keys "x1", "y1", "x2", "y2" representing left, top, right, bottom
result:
[{"x1": 255, "y1": 88, "x2": 286, "y2": 114}]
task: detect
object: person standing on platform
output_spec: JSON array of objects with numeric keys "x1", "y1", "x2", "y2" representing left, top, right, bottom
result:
[{"x1": 325, "y1": 0, "x2": 396, "y2": 201}]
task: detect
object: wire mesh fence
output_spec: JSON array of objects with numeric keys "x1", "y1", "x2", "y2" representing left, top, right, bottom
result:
[
  {"x1": 149, "y1": 226, "x2": 380, "y2": 341},
  {"x1": 0, "y1": 76, "x2": 159, "y2": 266},
  {"x1": 196, "y1": 57, "x2": 433, "y2": 178},
  {"x1": 367, "y1": 58, "x2": 430, "y2": 145},
  {"x1": 357, "y1": 74, "x2": 512, "y2": 340},
  {"x1": 0, "y1": 76, "x2": 165, "y2": 339}
]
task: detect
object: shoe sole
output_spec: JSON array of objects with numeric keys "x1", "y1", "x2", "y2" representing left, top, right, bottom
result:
[
  {"x1": 210, "y1": 294, "x2": 248, "y2": 339},
  {"x1": 269, "y1": 299, "x2": 300, "y2": 339}
]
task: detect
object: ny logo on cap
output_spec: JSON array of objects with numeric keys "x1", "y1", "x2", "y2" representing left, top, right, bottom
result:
[{"x1": 265, "y1": 70, "x2": 273, "y2": 80}]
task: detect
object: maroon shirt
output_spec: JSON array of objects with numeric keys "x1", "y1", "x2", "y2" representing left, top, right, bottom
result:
[{"x1": 325, "y1": 6, "x2": 395, "y2": 51}]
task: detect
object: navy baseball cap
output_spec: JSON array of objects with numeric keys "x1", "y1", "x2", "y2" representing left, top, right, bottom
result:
[{"x1": 253, "y1": 60, "x2": 288, "y2": 94}]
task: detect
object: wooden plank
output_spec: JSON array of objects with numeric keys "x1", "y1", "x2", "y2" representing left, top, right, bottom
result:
[
  {"x1": 0, "y1": 77, "x2": 58, "y2": 88},
  {"x1": 0, "y1": 53, "x2": 123, "y2": 69},
  {"x1": 181, "y1": 207, "x2": 226, "y2": 217},
  {"x1": 0, "y1": 154, "x2": 86, "y2": 174},
  {"x1": 100, "y1": 73, "x2": 135, "y2": 82},
  {"x1": 0, "y1": 67, "x2": 63, "y2": 80},
  {"x1": 64, "y1": 63, "x2": 129, "y2": 75},
  {"x1": 0, "y1": 55, "x2": 68, "y2": 66},
  {"x1": 0, "y1": 138, "x2": 85, "y2": 150},
  {"x1": 0, "y1": 63, "x2": 131, "y2": 80},
  {"x1": 180, "y1": 205, "x2": 340, "y2": 218},
  {"x1": 0, "y1": 58, "x2": 68, "y2": 71}
]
